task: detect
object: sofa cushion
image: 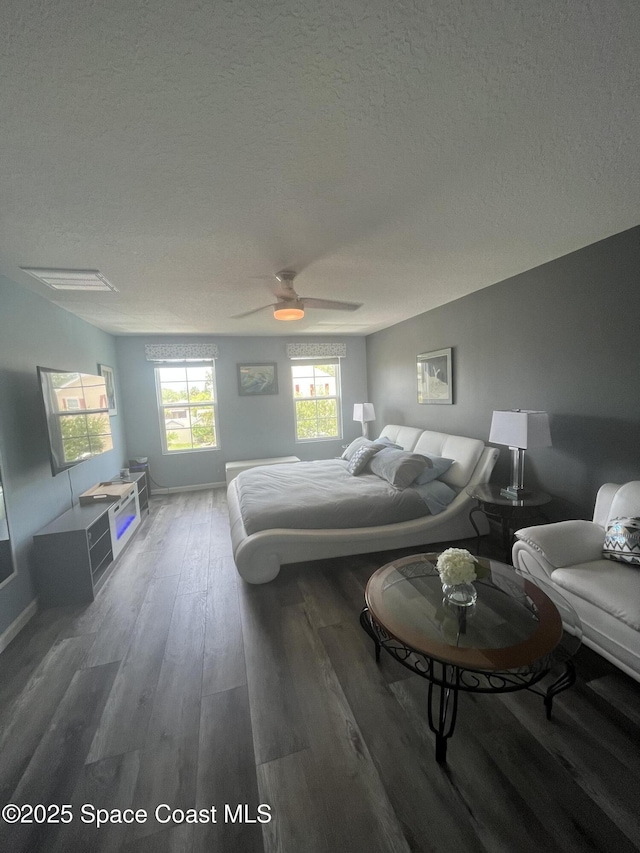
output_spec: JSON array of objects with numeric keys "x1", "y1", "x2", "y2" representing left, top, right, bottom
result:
[
  {"x1": 603, "y1": 517, "x2": 640, "y2": 565},
  {"x1": 551, "y1": 561, "x2": 640, "y2": 631},
  {"x1": 515, "y1": 520, "x2": 606, "y2": 569}
]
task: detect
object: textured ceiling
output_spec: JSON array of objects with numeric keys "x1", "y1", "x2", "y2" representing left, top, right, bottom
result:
[{"x1": 1, "y1": 0, "x2": 639, "y2": 336}]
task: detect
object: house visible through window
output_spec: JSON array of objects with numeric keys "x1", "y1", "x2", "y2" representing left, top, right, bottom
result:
[
  {"x1": 155, "y1": 361, "x2": 218, "y2": 452},
  {"x1": 291, "y1": 360, "x2": 341, "y2": 441}
]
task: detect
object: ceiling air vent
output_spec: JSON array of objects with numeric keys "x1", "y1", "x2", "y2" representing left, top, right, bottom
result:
[{"x1": 19, "y1": 268, "x2": 118, "y2": 292}]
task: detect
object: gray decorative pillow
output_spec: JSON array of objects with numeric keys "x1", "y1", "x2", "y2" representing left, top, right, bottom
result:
[
  {"x1": 341, "y1": 436, "x2": 386, "y2": 461},
  {"x1": 368, "y1": 448, "x2": 430, "y2": 489},
  {"x1": 413, "y1": 479, "x2": 457, "y2": 514},
  {"x1": 347, "y1": 444, "x2": 379, "y2": 475},
  {"x1": 342, "y1": 437, "x2": 373, "y2": 461},
  {"x1": 413, "y1": 454, "x2": 454, "y2": 485},
  {"x1": 373, "y1": 435, "x2": 403, "y2": 450},
  {"x1": 603, "y1": 517, "x2": 640, "y2": 565}
]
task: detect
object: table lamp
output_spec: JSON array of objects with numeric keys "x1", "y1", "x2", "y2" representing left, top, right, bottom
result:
[
  {"x1": 489, "y1": 410, "x2": 551, "y2": 499},
  {"x1": 353, "y1": 403, "x2": 375, "y2": 437}
]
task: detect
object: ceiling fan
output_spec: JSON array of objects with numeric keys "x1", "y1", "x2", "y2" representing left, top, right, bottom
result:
[{"x1": 232, "y1": 270, "x2": 362, "y2": 321}]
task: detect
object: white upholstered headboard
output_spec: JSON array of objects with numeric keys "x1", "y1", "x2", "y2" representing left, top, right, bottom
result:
[
  {"x1": 378, "y1": 424, "x2": 423, "y2": 451},
  {"x1": 378, "y1": 424, "x2": 486, "y2": 490}
]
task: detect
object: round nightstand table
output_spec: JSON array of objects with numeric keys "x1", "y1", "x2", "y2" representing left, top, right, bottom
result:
[{"x1": 466, "y1": 483, "x2": 551, "y2": 561}]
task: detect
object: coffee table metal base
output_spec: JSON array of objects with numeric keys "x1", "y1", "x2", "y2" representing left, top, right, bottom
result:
[{"x1": 360, "y1": 606, "x2": 576, "y2": 763}]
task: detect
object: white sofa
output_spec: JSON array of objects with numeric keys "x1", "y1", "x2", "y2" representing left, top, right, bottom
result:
[
  {"x1": 513, "y1": 482, "x2": 640, "y2": 683},
  {"x1": 228, "y1": 424, "x2": 499, "y2": 583}
]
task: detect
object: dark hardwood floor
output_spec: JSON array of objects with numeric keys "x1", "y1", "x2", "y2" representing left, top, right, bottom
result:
[{"x1": 1, "y1": 489, "x2": 639, "y2": 852}]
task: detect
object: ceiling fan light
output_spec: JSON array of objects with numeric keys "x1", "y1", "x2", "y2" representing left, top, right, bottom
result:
[{"x1": 273, "y1": 301, "x2": 304, "y2": 321}]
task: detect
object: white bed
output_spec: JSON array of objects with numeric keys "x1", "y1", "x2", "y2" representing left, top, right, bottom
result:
[{"x1": 227, "y1": 424, "x2": 499, "y2": 583}]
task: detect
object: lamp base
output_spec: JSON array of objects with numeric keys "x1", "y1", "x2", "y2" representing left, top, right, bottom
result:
[{"x1": 500, "y1": 486, "x2": 532, "y2": 500}]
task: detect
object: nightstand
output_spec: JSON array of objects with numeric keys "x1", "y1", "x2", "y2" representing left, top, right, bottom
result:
[{"x1": 466, "y1": 483, "x2": 551, "y2": 562}]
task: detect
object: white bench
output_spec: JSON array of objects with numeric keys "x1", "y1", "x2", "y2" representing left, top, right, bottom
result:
[{"x1": 225, "y1": 456, "x2": 300, "y2": 486}]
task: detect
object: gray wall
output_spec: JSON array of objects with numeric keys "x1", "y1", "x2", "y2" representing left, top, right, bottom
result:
[
  {"x1": 366, "y1": 226, "x2": 640, "y2": 519},
  {"x1": 0, "y1": 275, "x2": 127, "y2": 637},
  {"x1": 116, "y1": 335, "x2": 368, "y2": 489}
]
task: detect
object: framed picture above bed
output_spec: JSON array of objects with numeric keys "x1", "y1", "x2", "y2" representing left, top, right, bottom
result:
[
  {"x1": 417, "y1": 348, "x2": 453, "y2": 405},
  {"x1": 237, "y1": 362, "x2": 279, "y2": 396}
]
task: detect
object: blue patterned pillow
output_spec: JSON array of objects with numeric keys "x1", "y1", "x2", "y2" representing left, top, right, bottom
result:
[{"x1": 603, "y1": 517, "x2": 640, "y2": 565}]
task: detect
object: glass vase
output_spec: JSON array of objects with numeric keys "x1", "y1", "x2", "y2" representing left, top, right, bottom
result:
[{"x1": 442, "y1": 581, "x2": 477, "y2": 607}]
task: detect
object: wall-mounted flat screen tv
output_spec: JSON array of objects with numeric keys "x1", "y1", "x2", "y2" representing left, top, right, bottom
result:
[{"x1": 37, "y1": 367, "x2": 114, "y2": 476}]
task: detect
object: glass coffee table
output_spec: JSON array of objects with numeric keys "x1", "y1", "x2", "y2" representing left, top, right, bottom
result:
[{"x1": 360, "y1": 553, "x2": 581, "y2": 763}]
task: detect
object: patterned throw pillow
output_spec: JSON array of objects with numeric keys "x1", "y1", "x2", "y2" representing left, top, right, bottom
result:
[
  {"x1": 341, "y1": 437, "x2": 374, "y2": 460},
  {"x1": 603, "y1": 517, "x2": 640, "y2": 565},
  {"x1": 347, "y1": 444, "x2": 379, "y2": 475}
]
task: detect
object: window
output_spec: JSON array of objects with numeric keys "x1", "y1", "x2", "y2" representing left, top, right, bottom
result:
[
  {"x1": 291, "y1": 360, "x2": 341, "y2": 441},
  {"x1": 155, "y1": 361, "x2": 218, "y2": 453}
]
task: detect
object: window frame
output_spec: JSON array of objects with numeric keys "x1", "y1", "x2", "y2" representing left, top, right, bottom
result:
[
  {"x1": 154, "y1": 359, "x2": 219, "y2": 455},
  {"x1": 291, "y1": 358, "x2": 343, "y2": 443}
]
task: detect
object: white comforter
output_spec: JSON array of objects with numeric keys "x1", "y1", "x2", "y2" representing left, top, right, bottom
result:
[{"x1": 235, "y1": 459, "x2": 429, "y2": 535}]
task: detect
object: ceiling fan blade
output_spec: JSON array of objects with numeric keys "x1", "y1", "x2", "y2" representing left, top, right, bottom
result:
[
  {"x1": 230, "y1": 303, "x2": 276, "y2": 319},
  {"x1": 300, "y1": 297, "x2": 362, "y2": 312}
]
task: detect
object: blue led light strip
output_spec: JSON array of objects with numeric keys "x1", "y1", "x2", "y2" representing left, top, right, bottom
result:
[{"x1": 116, "y1": 513, "x2": 136, "y2": 540}]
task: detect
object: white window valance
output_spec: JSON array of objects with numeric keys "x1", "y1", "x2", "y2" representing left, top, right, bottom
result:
[
  {"x1": 145, "y1": 343, "x2": 218, "y2": 361},
  {"x1": 286, "y1": 343, "x2": 346, "y2": 360}
]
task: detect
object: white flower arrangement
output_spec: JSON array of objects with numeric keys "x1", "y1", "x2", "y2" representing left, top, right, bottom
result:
[{"x1": 436, "y1": 548, "x2": 481, "y2": 585}]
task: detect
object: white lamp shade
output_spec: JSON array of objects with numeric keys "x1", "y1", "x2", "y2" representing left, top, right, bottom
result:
[
  {"x1": 489, "y1": 410, "x2": 551, "y2": 449},
  {"x1": 353, "y1": 403, "x2": 375, "y2": 423}
]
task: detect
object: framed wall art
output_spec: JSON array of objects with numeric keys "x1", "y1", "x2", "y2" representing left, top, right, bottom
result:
[
  {"x1": 417, "y1": 348, "x2": 453, "y2": 405},
  {"x1": 237, "y1": 363, "x2": 279, "y2": 396}
]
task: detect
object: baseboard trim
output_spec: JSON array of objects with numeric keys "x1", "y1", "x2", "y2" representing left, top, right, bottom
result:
[
  {"x1": 0, "y1": 598, "x2": 38, "y2": 655},
  {"x1": 150, "y1": 481, "x2": 226, "y2": 495}
]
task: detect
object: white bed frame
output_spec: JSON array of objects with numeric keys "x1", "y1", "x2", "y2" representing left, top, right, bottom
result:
[{"x1": 227, "y1": 424, "x2": 499, "y2": 583}]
